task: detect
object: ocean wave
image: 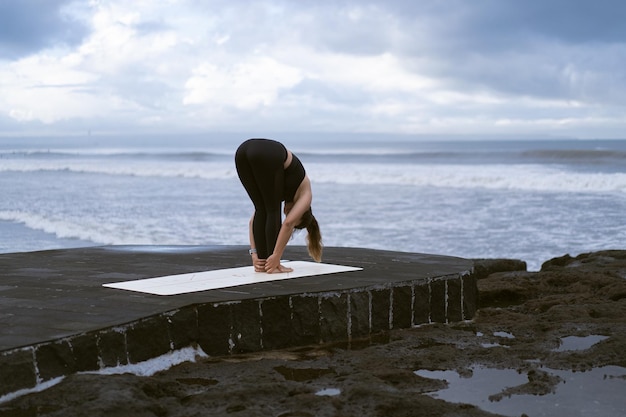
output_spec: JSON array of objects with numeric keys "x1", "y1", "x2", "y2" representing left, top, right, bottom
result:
[
  {"x1": 0, "y1": 209, "x2": 235, "y2": 247},
  {"x1": 2, "y1": 158, "x2": 625, "y2": 194},
  {"x1": 2, "y1": 147, "x2": 464, "y2": 163},
  {"x1": 307, "y1": 163, "x2": 626, "y2": 193},
  {"x1": 0, "y1": 210, "x2": 118, "y2": 244},
  {"x1": 522, "y1": 149, "x2": 626, "y2": 160},
  {"x1": 0, "y1": 148, "x2": 233, "y2": 159},
  {"x1": 0, "y1": 159, "x2": 239, "y2": 180}
]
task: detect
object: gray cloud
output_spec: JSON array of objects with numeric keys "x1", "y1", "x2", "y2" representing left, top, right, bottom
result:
[
  {"x1": 382, "y1": 0, "x2": 626, "y2": 48},
  {"x1": 1, "y1": 0, "x2": 625, "y2": 137},
  {"x1": 484, "y1": 0, "x2": 626, "y2": 45},
  {"x1": 372, "y1": 0, "x2": 626, "y2": 106},
  {"x1": 0, "y1": 0, "x2": 88, "y2": 59}
]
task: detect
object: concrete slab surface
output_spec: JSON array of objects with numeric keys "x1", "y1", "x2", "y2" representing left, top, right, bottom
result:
[
  {"x1": 0, "y1": 245, "x2": 472, "y2": 351},
  {"x1": 0, "y1": 245, "x2": 476, "y2": 398}
]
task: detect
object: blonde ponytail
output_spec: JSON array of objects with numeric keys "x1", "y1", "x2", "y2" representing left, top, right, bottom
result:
[
  {"x1": 306, "y1": 214, "x2": 323, "y2": 262},
  {"x1": 295, "y1": 208, "x2": 323, "y2": 262}
]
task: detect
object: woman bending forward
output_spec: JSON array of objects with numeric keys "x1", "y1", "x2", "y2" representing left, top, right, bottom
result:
[{"x1": 235, "y1": 138, "x2": 322, "y2": 273}]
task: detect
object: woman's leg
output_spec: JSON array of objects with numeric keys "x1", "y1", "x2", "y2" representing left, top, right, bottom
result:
[
  {"x1": 235, "y1": 140, "x2": 285, "y2": 259},
  {"x1": 235, "y1": 143, "x2": 269, "y2": 257}
]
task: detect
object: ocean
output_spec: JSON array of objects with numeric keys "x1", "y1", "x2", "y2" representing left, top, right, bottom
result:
[{"x1": 1, "y1": 135, "x2": 625, "y2": 271}]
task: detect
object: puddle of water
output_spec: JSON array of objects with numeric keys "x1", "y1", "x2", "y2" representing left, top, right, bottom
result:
[
  {"x1": 315, "y1": 388, "x2": 341, "y2": 397},
  {"x1": 553, "y1": 335, "x2": 609, "y2": 352},
  {"x1": 493, "y1": 331, "x2": 515, "y2": 339},
  {"x1": 415, "y1": 365, "x2": 626, "y2": 417},
  {"x1": 415, "y1": 368, "x2": 527, "y2": 409},
  {"x1": 480, "y1": 342, "x2": 508, "y2": 349},
  {"x1": 476, "y1": 331, "x2": 514, "y2": 348}
]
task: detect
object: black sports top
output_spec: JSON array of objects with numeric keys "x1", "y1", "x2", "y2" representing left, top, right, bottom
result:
[{"x1": 284, "y1": 153, "x2": 305, "y2": 202}]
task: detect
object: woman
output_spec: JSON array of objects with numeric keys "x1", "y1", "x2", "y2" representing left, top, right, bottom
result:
[{"x1": 235, "y1": 138, "x2": 323, "y2": 273}]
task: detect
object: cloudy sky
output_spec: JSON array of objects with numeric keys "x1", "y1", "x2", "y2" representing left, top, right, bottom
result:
[{"x1": 1, "y1": 0, "x2": 625, "y2": 139}]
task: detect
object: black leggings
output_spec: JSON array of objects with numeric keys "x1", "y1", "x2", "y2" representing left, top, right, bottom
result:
[{"x1": 235, "y1": 139, "x2": 286, "y2": 259}]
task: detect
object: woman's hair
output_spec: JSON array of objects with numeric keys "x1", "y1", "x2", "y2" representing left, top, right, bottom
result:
[{"x1": 295, "y1": 208, "x2": 323, "y2": 262}]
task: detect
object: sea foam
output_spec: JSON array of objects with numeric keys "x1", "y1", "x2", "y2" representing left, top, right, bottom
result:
[
  {"x1": 2, "y1": 157, "x2": 625, "y2": 193},
  {"x1": 307, "y1": 163, "x2": 626, "y2": 193}
]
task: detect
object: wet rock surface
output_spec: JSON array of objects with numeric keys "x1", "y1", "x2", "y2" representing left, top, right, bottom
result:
[{"x1": 3, "y1": 250, "x2": 626, "y2": 417}]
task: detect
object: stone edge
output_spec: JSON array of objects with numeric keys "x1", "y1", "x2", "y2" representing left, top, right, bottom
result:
[{"x1": 0, "y1": 270, "x2": 478, "y2": 399}]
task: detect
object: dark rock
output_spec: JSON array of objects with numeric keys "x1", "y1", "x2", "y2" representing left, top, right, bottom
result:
[
  {"x1": 349, "y1": 292, "x2": 370, "y2": 339},
  {"x1": 231, "y1": 299, "x2": 262, "y2": 353},
  {"x1": 473, "y1": 258, "x2": 527, "y2": 278},
  {"x1": 462, "y1": 273, "x2": 479, "y2": 320},
  {"x1": 413, "y1": 282, "x2": 430, "y2": 325},
  {"x1": 97, "y1": 327, "x2": 128, "y2": 367},
  {"x1": 541, "y1": 254, "x2": 574, "y2": 270},
  {"x1": 392, "y1": 285, "x2": 412, "y2": 329},
  {"x1": 166, "y1": 307, "x2": 199, "y2": 350},
  {"x1": 36, "y1": 341, "x2": 76, "y2": 381},
  {"x1": 68, "y1": 333, "x2": 100, "y2": 372},
  {"x1": 478, "y1": 271, "x2": 536, "y2": 308},
  {"x1": 126, "y1": 316, "x2": 172, "y2": 363},
  {"x1": 290, "y1": 295, "x2": 320, "y2": 346},
  {"x1": 260, "y1": 297, "x2": 292, "y2": 351},
  {"x1": 543, "y1": 250, "x2": 626, "y2": 271},
  {"x1": 274, "y1": 365, "x2": 335, "y2": 382},
  {"x1": 447, "y1": 279, "x2": 463, "y2": 323},
  {"x1": 0, "y1": 349, "x2": 36, "y2": 397},
  {"x1": 430, "y1": 279, "x2": 446, "y2": 323},
  {"x1": 197, "y1": 303, "x2": 232, "y2": 356},
  {"x1": 370, "y1": 288, "x2": 390, "y2": 333},
  {"x1": 319, "y1": 293, "x2": 348, "y2": 343}
]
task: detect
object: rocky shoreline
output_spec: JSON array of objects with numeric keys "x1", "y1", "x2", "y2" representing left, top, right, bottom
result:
[{"x1": 2, "y1": 250, "x2": 626, "y2": 417}]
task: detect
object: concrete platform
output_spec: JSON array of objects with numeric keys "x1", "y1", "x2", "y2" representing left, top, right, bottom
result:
[{"x1": 0, "y1": 245, "x2": 476, "y2": 398}]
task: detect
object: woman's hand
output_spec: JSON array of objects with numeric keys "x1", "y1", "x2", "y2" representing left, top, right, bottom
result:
[
  {"x1": 265, "y1": 254, "x2": 293, "y2": 274},
  {"x1": 268, "y1": 264, "x2": 294, "y2": 274},
  {"x1": 252, "y1": 255, "x2": 266, "y2": 272}
]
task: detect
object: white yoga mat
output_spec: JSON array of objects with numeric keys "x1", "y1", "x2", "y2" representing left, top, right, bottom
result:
[{"x1": 102, "y1": 261, "x2": 362, "y2": 296}]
